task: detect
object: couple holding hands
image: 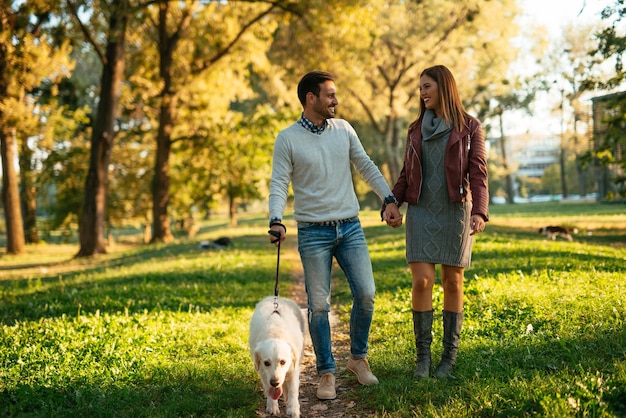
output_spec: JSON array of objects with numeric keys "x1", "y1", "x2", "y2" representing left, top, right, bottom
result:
[{"x1": 268, "y1": 65, "x2": 488, "y2": 399}]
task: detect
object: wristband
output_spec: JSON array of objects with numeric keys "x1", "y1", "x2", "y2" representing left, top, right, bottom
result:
[
  {"x1": 269, "y1": 217, "x2": 281, "y2": 228},
  {"x1": 269, "y1": 221, "x2": 287, "y2": 233},
  {"x1": 384, "y1": 194, "x2": 399, "y2": 206}
]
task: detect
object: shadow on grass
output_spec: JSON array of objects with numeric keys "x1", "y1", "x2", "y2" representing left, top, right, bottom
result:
[
  {"x1": 0, "y1": 233, "x2": 296, "y2": 325},
  {"x1": 2, "y1": 214, "x2": 625, "y2": 417},
  {"x1": 370, "y1": 310, "x2": 626, "y2": 417},
  {"x1": 0, "y1": 368, "x2": 260, "y2": 418},
  {"x1": 363, "y1": 222, "x2": 626, "y2": 296}
]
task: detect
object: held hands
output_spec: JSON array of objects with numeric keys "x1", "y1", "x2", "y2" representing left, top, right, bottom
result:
[
  {"x1": 383, "y1": 203, "x2": 403, "y2": 228},
  {"x1": 470, "y1": 214, "x2": 486, "y2": 235}
]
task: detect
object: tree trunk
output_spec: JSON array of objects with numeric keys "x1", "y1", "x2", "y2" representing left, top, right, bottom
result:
[
  {"x1": 559, "y1": 90, "x2": 568, "y2": 198},
  {"x1": 77, "y1": 5, "x2": 128, "y2": 257},
  {"x1": 0, "y1": 38, "x2": 25, "y2": 254},
  {"x1": 559, "y1": 146, "x2": 568, "y2": 198},
  {"x1": 382, "y1": 114, "x2": 402, "y2": 184},
  {"x1": 1, "y1": 127, "x2": 26, "y2": 255},
  {"x1": 573, "y1": 117, "x2": 587, "y2": 197},
  {"x1": 498, "y1": 112, "x2": 515, "y2": 203},
  {"x1": 150, "y1": 90, "x2": 175, "y2": 243},
  {"x1": 20, "y1": 137, "x2": 39, "y2": 243},
  {"x1": 150, "y1": 1, "x2": 192, "y2": 243},
  {"x1": 228, "y1": 192, "x2": 237, "y2": 227}
]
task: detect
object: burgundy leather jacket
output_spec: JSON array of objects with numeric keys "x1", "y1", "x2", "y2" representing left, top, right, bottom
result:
[{"x1": 390, "y1": 116, "x2": 489, "y2": 221}]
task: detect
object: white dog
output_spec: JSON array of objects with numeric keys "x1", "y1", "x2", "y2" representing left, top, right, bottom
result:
[{"x1": 249, "y1": 296, "x2": 305, "y2": 418}]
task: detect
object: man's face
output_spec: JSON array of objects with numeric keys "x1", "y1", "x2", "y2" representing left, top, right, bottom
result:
[{"x1": 311, "y1": 80, "x2": 338, "y2": 120}]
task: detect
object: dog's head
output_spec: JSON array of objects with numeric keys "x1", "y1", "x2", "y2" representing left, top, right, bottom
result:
[{"x1": 253, "y1": 338, "x2": 296, "y2": 400}]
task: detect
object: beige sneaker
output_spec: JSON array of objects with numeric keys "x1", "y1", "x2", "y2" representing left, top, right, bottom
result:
[
  {"x1": 316, "y1": 373, "x2": 336, "y2": 400},
  {"x1": 346, "y1": 356, "x2": 379, "y2": 385}
]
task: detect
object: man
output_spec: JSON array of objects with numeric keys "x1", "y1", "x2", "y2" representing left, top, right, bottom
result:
[{"x1": 268, "y1": 70, "x2": 402, "y2": 400}]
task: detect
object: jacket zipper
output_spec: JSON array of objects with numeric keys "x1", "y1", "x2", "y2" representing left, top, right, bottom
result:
[
  {"x1": 409, "y1": 139, "x2": 423, "y2": 197},
  {"x1": 459, "y1": 134, "x2": 471, "y2": 196}
]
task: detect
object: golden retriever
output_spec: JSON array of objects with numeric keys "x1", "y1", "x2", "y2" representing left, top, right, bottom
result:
[{"x1": 249, "y1": 296, "x2": 305, "y2": 418}]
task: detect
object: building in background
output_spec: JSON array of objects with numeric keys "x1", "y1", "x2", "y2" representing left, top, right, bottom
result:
[
  {"x1": 591, "y1": 91, "x2": 626, "y2": 201},
  {"x1": 514, "y1": 135, "x2": 561, "y2": 179}
]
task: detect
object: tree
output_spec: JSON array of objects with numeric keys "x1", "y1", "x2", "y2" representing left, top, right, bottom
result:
[
  {"x1": 488, "y1": 83, "x2": 537, "y2": 203},
  {"x1": 544, "y1": 23, "x2": 607, "y2": 198},
  {"x1": 593, "y1": 0, "x2": 626, "y2": 90},
  {"x1": 269, "y1": 0, "x2": 522, "y2": 185},
  {"x1": 69, "y1": 0, "x2": 154, "y2": 256},
  {"x1": 0, "y1": 1, "x2": 73, "y2": 254},
  {"x1": 128, "y1": 0, "x2": 308, "y2": 241}
]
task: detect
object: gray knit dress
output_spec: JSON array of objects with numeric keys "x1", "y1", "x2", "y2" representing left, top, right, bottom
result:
[{"x1": 405, "y1": 110, "x2": 473, "y2": 268}]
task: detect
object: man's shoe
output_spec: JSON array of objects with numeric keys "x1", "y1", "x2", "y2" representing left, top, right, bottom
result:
[
  {"x1": 316, "y1": 373, "x2": 336, "y2": 400},
  {"x1": 346, "y1": 356, "x2": 379, "y2": 385}
]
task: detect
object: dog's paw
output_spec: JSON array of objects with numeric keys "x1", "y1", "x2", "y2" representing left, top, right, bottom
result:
[
  {"x1": 266, "y1": 397, "x2": 280, "y2": 415},
  {"x1": 286, "y1": 402, "x2": 300, "y2": 418}
]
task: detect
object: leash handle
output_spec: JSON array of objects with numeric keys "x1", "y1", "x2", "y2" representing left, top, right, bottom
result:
[{"x1": 268, "y1": 230, "x2": 281, "y2": 297}]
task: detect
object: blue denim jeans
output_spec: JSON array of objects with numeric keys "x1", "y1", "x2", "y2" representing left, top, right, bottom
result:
[{"x1": 297, "y1": 218, "x2": 376, "y2": 375}]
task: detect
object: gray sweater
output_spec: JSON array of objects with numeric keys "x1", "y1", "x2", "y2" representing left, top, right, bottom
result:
[{"x1": 269, "y1": 118, "x2": 392, "y2": 223}]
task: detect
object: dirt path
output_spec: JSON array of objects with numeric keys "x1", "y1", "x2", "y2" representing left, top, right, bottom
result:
[{"x1": 254, "y1": 244, "x2": 366, "y2": 418}]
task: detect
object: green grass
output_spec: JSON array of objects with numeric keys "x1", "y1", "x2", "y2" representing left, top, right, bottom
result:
[{"x1": 1, "y1": 202, "x2": 625, "y2": 417}]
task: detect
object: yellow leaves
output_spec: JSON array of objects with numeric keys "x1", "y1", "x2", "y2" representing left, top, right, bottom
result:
[{"x1": 0, "y1": 32, "x2": 74, "y2": 97}]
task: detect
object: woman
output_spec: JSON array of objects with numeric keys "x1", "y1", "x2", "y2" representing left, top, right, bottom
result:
[{"x1": 382, "y1": 65, "x2": 489, "y2": 379}]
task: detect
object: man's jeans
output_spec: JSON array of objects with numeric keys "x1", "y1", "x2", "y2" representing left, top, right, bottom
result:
[{"x1": 297, "y1": 218, "x2": 376, "y2": 375}]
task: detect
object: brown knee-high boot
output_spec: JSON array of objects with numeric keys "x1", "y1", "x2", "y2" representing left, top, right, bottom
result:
[
  {"x1": 434, "y1": 310, "x2": 463, "y2": 379},
  {"x1": 412, "y1": 310, "x2": 433, "y2": 378}
]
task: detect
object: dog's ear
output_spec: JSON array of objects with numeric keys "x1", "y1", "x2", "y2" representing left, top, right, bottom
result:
[
  {"x1": 291, "y1": 346, "x2": 298, "y2": 367},
  {"x1": 253, "y1": 348, "x2": 262, "y2": 371}
]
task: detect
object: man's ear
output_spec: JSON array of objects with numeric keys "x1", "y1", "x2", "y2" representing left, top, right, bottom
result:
[{"x1": 306, "y1": 91, "x2": 316, "y2": 105}]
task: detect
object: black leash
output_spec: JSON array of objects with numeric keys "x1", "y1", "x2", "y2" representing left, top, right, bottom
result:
[{"x1": 268, "y1": 230, "x2": 281, "y2": 312}]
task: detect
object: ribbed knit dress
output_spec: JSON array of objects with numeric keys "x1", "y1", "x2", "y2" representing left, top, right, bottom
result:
[{"x1": 405, "y1": 110, "x2": 473, "y2": 268}]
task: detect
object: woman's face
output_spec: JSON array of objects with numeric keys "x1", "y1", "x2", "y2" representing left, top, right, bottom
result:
[{"x1": 419, "y1": 74, "x2": 441, "y2": 116}]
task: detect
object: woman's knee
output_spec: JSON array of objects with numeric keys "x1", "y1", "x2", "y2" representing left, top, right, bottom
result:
[
  {"x1": 411, "y1": 265, "x2": 435, "y2": 291},
  {"x1": 441, "y1": 268, "x2": 464, "y2": 294}
]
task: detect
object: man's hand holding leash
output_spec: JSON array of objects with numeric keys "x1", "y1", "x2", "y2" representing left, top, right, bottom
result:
[{"x1": 269, "y1": 222, "x2": 287, "y2": 246}]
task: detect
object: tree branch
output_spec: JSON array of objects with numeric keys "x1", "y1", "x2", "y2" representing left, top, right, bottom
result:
[
  {"x1": 66, "y1": 0, "x2": 107, "y2": 64},
  {"x1": 191, "y1": 2, "x2": 279, "y2": 75}
]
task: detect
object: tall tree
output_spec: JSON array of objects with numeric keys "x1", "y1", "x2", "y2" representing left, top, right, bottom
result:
[
  {"x1": 130, "y1": 0, "x2": 305, "y2": 242},
  {"x1": 0, "y1": 1, "x2": 73, "y2": 254},
  {"x1": 559, "y1": 23, "x2": 606, "y2": 197},
  {"x1": 269, "y1": 0, "x2": 522, "y2": 184},
  {"x1": 594, "y1": 0, "x2": 626, "y2": 89},
  {"x1": 69, "y1": 0, "x2": 154, "y2": 256}
]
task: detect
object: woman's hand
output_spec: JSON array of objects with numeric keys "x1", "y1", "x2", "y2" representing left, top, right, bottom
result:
[
  {"x1": 383, "y1": 204, "x2": 403, "y2": 228},
  {"x1": 470, "y1": 214, "x2": 486, "y2": 235}
]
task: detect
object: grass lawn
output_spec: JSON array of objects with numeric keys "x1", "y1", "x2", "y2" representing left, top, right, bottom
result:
[{"x1": 0, "y1": 202, "x2": 625, "y2": 417}]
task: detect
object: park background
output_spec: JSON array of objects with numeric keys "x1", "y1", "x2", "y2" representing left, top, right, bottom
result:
[
  {"x1": 0, "y1": 0, "x2": 625, "y2": 256},
  {"x1": 1, "y1": 1, "x2": 625, "y2": 416}
]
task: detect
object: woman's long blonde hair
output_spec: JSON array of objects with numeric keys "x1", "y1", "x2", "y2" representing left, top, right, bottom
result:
[{"x1": 409, "y1": 65, "x2": 471, "y2": 132}]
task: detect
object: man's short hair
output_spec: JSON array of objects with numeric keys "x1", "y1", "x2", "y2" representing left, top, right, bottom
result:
[{"x1": 297, "y1": 70, "x2": 335, "y2": 107}]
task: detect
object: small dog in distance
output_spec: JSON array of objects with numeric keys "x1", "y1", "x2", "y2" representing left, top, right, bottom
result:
[
  {"x1": 198, "y1": 237, "x2": 232, "y2": 249},
  {"x1": 538, "y1": 226, "x2": 578, "y2": 241}
]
